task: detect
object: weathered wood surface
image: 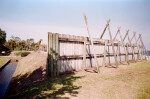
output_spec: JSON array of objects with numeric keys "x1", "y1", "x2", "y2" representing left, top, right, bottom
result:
[
  {"x1": 83, "y1": 13, "x2": 100, "y2": 73},
  {"x1": 48, "y1": 32, "x2": 144, "y2": 75}
]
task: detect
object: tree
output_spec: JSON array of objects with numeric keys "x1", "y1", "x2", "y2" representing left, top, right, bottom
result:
[
  {"x1": 0, "y1": 28, "x2": 6, "y2": 51},
  {"x1": 0, "y1": 28, "x2": 6, "y2": 46},
  {"x1": 15, "y1": 37, "x2": 21, "y2": 43},
  {"x1": 26, "y1": 38, "x2": 34, "y2": 50}
]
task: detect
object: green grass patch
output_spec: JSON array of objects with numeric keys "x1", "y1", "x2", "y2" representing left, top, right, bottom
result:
[
  {"x1": 15, "y1": 52, "x2": 30, "y2": 57},
  {"x1": 0, "y1": 57, "x2": 10, "y2": 68}
]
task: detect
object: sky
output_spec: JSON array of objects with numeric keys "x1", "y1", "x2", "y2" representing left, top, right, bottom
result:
[{"x1": 0, "y1": 0, "x2": 150, "y2": 49}]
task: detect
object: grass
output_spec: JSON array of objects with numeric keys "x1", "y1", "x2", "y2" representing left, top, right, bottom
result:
[
  {"x1": 0, "y1": 56, "x2": 21, "y2": 68},
  {"x1": 0, "y1": 57, "x2": 10, "y2": 68},
  {"x1": 15, "y1": 52, "x2": 30, "y2": 57},
  {"x1": 6, "y1": 60, "x2": 150, "y2": 99}
]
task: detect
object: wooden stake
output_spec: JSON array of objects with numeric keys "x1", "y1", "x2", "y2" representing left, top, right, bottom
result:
[
  {"x1": 100, "y1": 20, "x2": 110, "y2": 39},
  {"x1": 107, "y1": 22, "x2": 118, "y2": 68},
  {"x1": 103, "y1": 40, "x2": 107, "y2": 67},
  {"x1": 117, "y1": 41, "x2": 120, "y2": 64},
  {"x1": 113, "y1": 27, "x2": 121, "y2": 41},
  {"x1": 56, "y1": 33, "x2": 59, "y2": 76},
  {"x1": 49, "y1": 33, "x2": 53, "y2": 77},
  {"x1": 133, "y1": 32, "x2": 140, "y2": 61},
  {"x1": 123, "y1": 30, "x2": 129, "y2": 42},
  {"x1": 140, "y1": 35, "x2": 149, "y2": 60},
  {"x1": 128, "y1": 34, "x2": 136, "y2": 62},
  {"x1": 131, "y1": 32, "x2": 136, "y2": 42},
  {"x1": 126, "y1": 43, "x2": 129, "y2": 62},
  {"x1": 118, "y1": 28, "x2": 129, "y2": 65},
  {"x1": 53, "y1": 34, "x2": 56, "y2": 76},
  {"x1": 83, "y1": 13, "x2": 100, "y2": 73},
  {"x1": 82, "y1": 37, "x2": 86, "y2": 68}
]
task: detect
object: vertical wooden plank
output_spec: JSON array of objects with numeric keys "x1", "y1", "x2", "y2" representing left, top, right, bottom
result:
[
  {"x1": 56, "y1": 33, "x2": 59, "y2": 76},
  {"x1": 53, "y1": 33, "x2": 56, "y2": 77},
  {"x1": 47, "y1": 33, "x2": 50, "y2": 76},
  {"x1": 117, "y1": 42, "x2": 120, "y2": 64},
  {"x1": 126, "y1": 43, "x2": 129, "y2": 62},
  {"x1": 103, "y1": 40, "x2": 107, "y2": 67},
  {"x1": 108, "y1": 25, "x2": 118, "y2": 68},
  {"x1": 128, "y1": 35, "x2": 136, "y2": 62},
  {"x1": 82, "y1": 37, "x2": 86, "y2": 68},
  {"x1": 49, "y1": 33, "x2": 53, "y2": 77},
  {"x1": 140, "y1": 36, "x2": 149, "y2": 60},
  {"x1": 141, "y1": 45, "x2": 143, "y2": 60},
  {"x1": 119, "y1": 30, "x2": 129, "y2": 65},
  {"x1": 134, "y1": 33, "x2": 140, "y2": 61},
  {"x1": 83, "y1": 13, "x2": 100, "y2": 73}
]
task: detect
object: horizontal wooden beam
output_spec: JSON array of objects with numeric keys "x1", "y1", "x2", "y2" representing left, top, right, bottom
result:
[{"x1": 59, "y1": 53, "x2": 138, "y2": 59}]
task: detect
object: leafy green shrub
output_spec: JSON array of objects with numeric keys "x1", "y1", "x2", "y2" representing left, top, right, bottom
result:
[
  {"x1": 21, "y1": 52, "x2": 30, "y2": 57},
  {"x1": 15, "y1": 52, "x2": 30, "y2": 57}
]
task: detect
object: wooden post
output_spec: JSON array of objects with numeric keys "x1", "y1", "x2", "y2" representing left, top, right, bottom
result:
[
  {"x1": 47, "y1": 33, "x2": 50, "y2": 76},
  {"x1": 123, "y1": 30, "x2": 129, "y2": 42},
  {"x1": 56, "y1": 33, "x2": 59, "y2": 76},
  {"x1": 133, "y1": 32, "x2": 140, "y2": 61},
  {"x1": 128, "y1": 34, "x2": 136, "y2": 62},
  {"x1": 83, "y1": 13, "x2": 100, "y2": 73},
  {"x1": 52, "y1": 34, "x2": 56, "y2": 76},
  {"x1": 100, "y1": 20, "x2": 110, "y2": 39},
  {"x1": 103, "y1": 40, "x2": 107, "y2": 67},
  {"x1": 118, "y1": 27, "x2": 129, "y2": 65},
  {"x1": 49, "y1": 33, "x2": 53, "y2": 77},
  {"x1": 117, "y1": 41, "x2": 120, "y2": 64},
  {"x1": 140, "y1": 35, "x2": 149, "y2": 60},
  {"x1": 82, "y1": 37, "x2": 86, "y2": 68},
  {"x1": 131, "y1": 32, "x2": 136, "y2": 42},
  {"x1": 126, "y1": 43, "x2": 129, "y2": 62},
  {"x1": 107, "y1": 22, "x2": 118, "y2": 68},
  {"x1": 137, "y1": 34, "x2": 142, "y2": 60},
  {"x1": 113, "y1": 27, "x2": 121, "y2": 41}
]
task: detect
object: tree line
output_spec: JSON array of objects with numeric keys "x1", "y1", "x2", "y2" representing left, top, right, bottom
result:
[{"x1": 0, "y1": 28, "x2": 41, "y2": 52}]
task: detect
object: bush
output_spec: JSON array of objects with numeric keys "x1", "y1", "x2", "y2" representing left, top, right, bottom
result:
[
  {"x1": 15, "y1": 52, "x2": 30, "y2": 57},
  {"x1": 21, "y1": 52, "x2": 30, "y2": 57}
]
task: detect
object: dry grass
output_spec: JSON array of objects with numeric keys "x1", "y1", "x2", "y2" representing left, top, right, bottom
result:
[
  {"x1": 13, "y1": 51, "x2": 47, "y2": 77},
  {"x1": 7, "y1": 60, "x2": 150, "y2": 99}
]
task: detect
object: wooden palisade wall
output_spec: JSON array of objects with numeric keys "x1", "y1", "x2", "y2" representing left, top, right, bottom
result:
[{"x1": 48, "y1": 32, "x2": 146, "y2": 77}]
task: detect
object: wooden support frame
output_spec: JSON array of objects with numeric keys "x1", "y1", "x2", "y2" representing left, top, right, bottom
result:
[
  {"x1": 140, "y1": 35, "x2": 149, "y2": 60},
  {"x1": 83, "y1": 13, "x2": 100, "y2": 73},
  {"x1": 100, "y1": 20, "x2": 110, "y2": 39},
  {"x1": 133, "y1": 32, "x2": 140, "y2": 61},
  {"x1": 118, "y1": 27, "x2": 129, "y2": 65},
  {"x1": 100, "y1": 20, "x2": 118, "y2": 68},
  {"x1": 136, "y1": 34, "x2": 142, "y2": 60},
  {"x1": 113, "y1": 27, "x2": 121, "y2": 41},
  {"x1": 103, "y1": 40, "x2": 108, "y2": 67},
  {"x1": 48, "y1": 33, "x2": 60, "y2": 77},
  {"x1": 123, "y1": 30, "x2": 129, "y2": 42},
  {"x1": 128, "y1": 32, "x2": 136, "y2": 62},
  {"x1": 82, "y1": 37, "x2": 87, "y2": 68}
]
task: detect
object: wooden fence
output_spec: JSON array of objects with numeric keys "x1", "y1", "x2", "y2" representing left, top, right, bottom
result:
[{"x1": 47, "y1": 32, "x2": 147, "y2": 77}]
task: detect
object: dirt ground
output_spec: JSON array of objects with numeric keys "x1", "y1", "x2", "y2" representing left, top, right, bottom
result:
[
  {"x1": 6, "y1": 51, "x2": 48, "y2": 96},
  {"x1": 5, "y1": 59, "x2": 150, "y2": 99},
  {"x1": 5, "y1": 50, "x2": 150, "y2": 99}
]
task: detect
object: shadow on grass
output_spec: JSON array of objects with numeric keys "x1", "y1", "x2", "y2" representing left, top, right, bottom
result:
[{"x1": 5, "y1": 67, "x2": 83, "y2": 99}]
